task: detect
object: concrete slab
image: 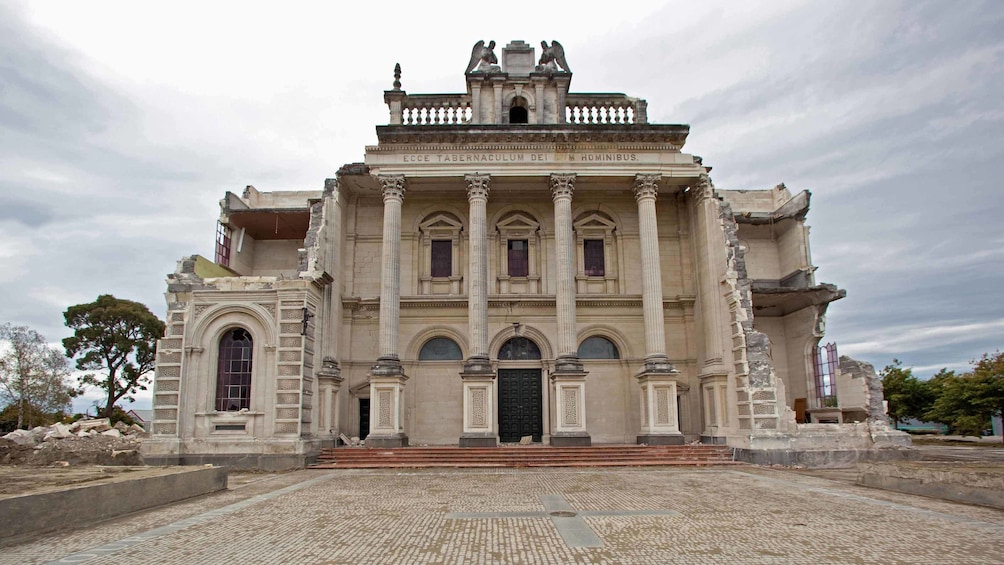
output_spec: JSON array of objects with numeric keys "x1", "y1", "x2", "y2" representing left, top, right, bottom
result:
[{"x1": 0, "y1": 466, "x2": 227, "y2": 546}]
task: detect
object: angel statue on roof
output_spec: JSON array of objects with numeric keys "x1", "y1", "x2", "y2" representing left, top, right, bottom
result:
[
  {"x1": 466, "y1": 40, "x2": 499, "y2": 73},
  {"x1": 538, "y1": 40, "x2": 570, "y2": 73}
]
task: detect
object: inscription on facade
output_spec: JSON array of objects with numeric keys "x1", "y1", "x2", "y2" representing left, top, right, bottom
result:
[{"x1": 402, "y1": 152, "x2": 640, "y2": 164}]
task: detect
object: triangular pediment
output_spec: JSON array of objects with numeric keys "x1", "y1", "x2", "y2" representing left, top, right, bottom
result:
[
  {"x1": 497, "y1": 212, "x2": 539, "y2": 231},
  {"x1": 574, "y1": 212, "x2": 616, "y2": 232},
  {"x1": 420, "y1": 212, "x2": 463, "y2": 232}
]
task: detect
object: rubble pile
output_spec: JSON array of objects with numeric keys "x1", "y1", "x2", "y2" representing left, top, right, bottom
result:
[{"x1": 0, "y1": 418, "x2": 147, "y2": 466}]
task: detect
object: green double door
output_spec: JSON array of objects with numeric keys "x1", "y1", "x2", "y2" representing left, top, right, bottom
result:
[{"x1": 498, "y1": 369, "x2": 543, "y2": 443}]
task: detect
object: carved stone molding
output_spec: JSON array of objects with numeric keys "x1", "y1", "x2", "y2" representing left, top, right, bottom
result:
[
  {"x1": 464, "y1": 173, "x2": 491, "y2": 200},
  {"x1": 692, "y1": 173, "x2": 714, "y2": 201},
  {"x1": 633, "y1": 174, "x2": 661, "y2": 202},
  {"x1": 378, "y1": 174, "x2": 406, "y2": 201},
  {"x1": 550, "y1": 173, "x2": 576, "y2": 200}
]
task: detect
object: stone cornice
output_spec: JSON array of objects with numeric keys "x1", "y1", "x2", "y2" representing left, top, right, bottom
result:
[
  {"x1": 341, "y1": 295, "x2": 696, "y2": 311},
  {"x1": 373, "y1": 124, "x2": 690, "y2": 147}
]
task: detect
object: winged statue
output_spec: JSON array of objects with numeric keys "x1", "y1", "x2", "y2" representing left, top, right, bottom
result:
[
  {"x1": 538, "y1": 40, "x2": 570, "y2": 73},
  {"x1": 466, "y1": 40, "x2": 498, "y2": 73}
]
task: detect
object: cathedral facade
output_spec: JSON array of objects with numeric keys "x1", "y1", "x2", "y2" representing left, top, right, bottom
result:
[{"x1": 143, "y1": 40, "x2": 905, "y2": 468}]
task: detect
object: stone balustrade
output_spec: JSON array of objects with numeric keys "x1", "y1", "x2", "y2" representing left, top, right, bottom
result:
[
  {"x1": 401, "y1": 94, "x2": 473, "y2": 125},
  {"x1": 565, "y1": 94, "x2": 648, "y2": 124}
]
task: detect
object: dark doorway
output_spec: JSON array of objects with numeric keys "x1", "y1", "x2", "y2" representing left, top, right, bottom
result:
[
  {"x1": 359, "y1": 398, "x2": 370, "y2": 439},
  {"x1": 498, "y1": 369, "x2": 543, "y2": 442}
]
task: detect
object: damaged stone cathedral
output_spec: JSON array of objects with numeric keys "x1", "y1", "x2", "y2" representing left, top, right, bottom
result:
[{"x1": 143, "y1": 40, "x2": 907, "y2": 468}]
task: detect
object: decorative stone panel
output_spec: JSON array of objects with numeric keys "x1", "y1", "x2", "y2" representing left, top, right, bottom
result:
[
  {"x1": 276, "y1": 393, "x2": 300, "y2": 405},
  {"x1": 656, "y1": 388, "x2": 671, "y2": 425},
  {"x1": 157, "y1": 380, "x2": 179, "y2": 392},
  {"x1": 470, "y1": 389, "x2": 486, "y2": 427},
  {"x1": 155, "y1": 408, "x2": 177, "y2": 420},
  {"x1": 378, "y1": 391, "x2": 393, "y2": 427},
  {"x1": 563, "y1": 388, "x2": 579, "y2": 426},
  {"x1": 155, "y1": 394, "x2": 178, "y2": 407},
  {"x1": 153, "y1": 423, "x2": 177, "y2": 435}
]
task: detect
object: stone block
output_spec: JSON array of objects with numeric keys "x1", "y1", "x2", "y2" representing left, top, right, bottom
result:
[
  {"x1": 2, "y1": 429, "x2": 35, "y2": 446},
  {"x1": 77, "y1": 418, "x2": 111, "y2": 432}
]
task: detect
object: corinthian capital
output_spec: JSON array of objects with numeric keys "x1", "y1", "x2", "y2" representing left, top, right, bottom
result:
[
  {"x1": 464, "y1": 173, "x2": 491, "y2": 201},
  {"x1": 550, "y1": 173, "x2": 576, "y2": 201},
  {"x1": 378, "y1": 174, "x2": 406, "y2": 201},
  {"x1": 692, "y1": 173, "x2": 714, "y2": 201},
  {"x1": 633, "y1": 174, "x2": 661, "y2": 202}
]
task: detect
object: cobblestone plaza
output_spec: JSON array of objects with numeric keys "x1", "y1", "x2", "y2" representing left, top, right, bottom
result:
[{"x1": 4, "y1": 467, "x2": 1002, "y2": 564}]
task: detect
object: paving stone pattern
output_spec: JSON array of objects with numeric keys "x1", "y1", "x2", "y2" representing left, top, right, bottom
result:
[{"x1": 3, "y1": 467, "x2": 1003, "y2": 564}]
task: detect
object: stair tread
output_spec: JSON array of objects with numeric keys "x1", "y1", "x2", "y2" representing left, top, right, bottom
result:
[{"x1": 308, "y1": 444, "x2": 735, "y2": 469}]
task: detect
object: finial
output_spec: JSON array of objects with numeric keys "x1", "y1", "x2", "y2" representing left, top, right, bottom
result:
[{"x1": 393, "y1": 63, "x2": 402, "y2": 90}]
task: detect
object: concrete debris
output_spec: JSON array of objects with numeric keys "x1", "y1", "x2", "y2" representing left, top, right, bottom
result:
[
  {"x1": 76, "y1": 418, "x2": 112, "y2": 433},
  {"x1": 43, "y1": 423, "x2": 74, "y2": 441},
  {"x1": 1, "y1": 418, "x2": 148, "y2": 466},
  {"x1": 3, "y1": 429, "x2": 35, "y2": 446}
]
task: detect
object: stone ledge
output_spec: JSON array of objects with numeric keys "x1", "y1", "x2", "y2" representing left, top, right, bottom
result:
[
  {"x1": 145, "y1": 453, "x2": 310, "y2": 471},
  {"x1": 857, "y1": 462, "x2": 1004, "y2": 509},
  {"x1": 734, "y1": 447, "x2": 915, "y2": 468},
  {"x1": 0, "y1": 466, "x2": 227, "y2": 546}
]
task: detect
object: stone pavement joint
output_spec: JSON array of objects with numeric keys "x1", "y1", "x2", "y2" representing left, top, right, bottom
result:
[{"x1": 447, "y1": 493, "x2": 683, "y2": 548}]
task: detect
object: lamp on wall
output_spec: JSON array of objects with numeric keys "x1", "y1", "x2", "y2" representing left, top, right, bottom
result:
[{"x1": 301, "y1": 307, "x2": 314, "y2": 336}]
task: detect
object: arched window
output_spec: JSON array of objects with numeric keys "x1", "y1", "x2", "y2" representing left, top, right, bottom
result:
[
  {"x1": 578, "y1": 336, "x2": 620, "y2": 359},
  {"x1": 509, "y1": 96, "x2": 528, "y2": 124},
  {"x1": 498, "y1": 337, "x2": 541, "y2": 360},
  {"x1": 216, "y1": 328, "x2": 253, "y2": 411},
  {"x1": 419, "y1": 337, "x2": 463, "y2": 360}
]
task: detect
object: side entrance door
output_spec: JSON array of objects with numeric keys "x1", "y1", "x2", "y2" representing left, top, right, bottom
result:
[
  {"x1": 359, "y1": 398, "x2": 370, "y2": 439},
  {"x1": 498, "y1": 369, "x2": 543, "y2": 443}
]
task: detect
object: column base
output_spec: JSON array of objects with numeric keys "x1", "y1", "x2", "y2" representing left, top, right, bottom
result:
[
  {"x1": 366, "y1": 434, "x2": 409, "y2": 448},
  {"x1": 550, "y1": 432, "x2": 591, "y2": 447},
  {"x1": 459, "y1": 433, "x2": 498, "y2": 447},
  {"x1": 700, "y1": 435, "x2": 728, "y2": 445},
  {"x1": 637, "y1": 433, "x2": 685, "y2": 446}
]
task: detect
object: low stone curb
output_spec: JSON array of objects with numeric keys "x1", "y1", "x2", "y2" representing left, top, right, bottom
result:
[
  {"x1": 0, "y1": 466, "x2": 227, "y2": 546},
  {"x1": 857, "y1": 462, "x2": 1004, "y2": 510}
]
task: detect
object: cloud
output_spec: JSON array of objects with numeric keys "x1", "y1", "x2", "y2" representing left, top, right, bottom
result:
[{"x1": 0, "y1": 0, "x2": 1002, "y2": 390}]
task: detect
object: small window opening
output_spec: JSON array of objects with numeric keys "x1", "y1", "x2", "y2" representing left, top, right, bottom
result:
[
  {"x1": 508, "y1": 239, "x2": 529, "y2": 277},
  {"x1": 215, "y1": 222, "x2": 231, "y2": 267},
  {"x1": 509, "y1": 96, "x2": 528, "y2": 124},
  {"x1": 583, "y1": 239, "x2": 605, "y2": 276},
  {"x1": 431, "y1": 240, "x2": 452, "y2": 278}
]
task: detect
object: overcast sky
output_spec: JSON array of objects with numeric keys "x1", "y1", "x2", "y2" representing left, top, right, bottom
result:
[{"x1": 2, "y1": 1, "x2": 1001, "y2": 412}]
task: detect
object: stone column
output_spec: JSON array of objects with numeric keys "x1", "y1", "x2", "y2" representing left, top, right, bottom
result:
[
  {"x1": 460, "y1": 174, "x2": 497, "y2": 447},
  {"x1": 367, "y1": 174, "x2": 409, "y2": 448},
  {"x1": 633, "y1": 174, "x2": 683, "y2": 445},
  {"x1": 691, "y1": 173, "x2": 730, "y2": 443},
  {"x1": 549, "y1": 173, "x2": 590, "y2": 446}
]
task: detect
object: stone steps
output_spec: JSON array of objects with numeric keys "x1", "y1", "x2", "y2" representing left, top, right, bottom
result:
[{"x1": 309, "y1": 444, "x2": 738, "y2": 469}]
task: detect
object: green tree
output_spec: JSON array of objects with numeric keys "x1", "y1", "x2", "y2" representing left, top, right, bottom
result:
[
  {"x1": 924, "y1": 353, "x2": 1004, "y2": 440},
  {"x1": 880, "y1": 359, "x2": 928, "y2": 428},
  {"x1": 62, "y1": 295, "x2": 165, "y2": 419},
  {"x1": 0, "y1": 324, "x2": 78, "y2": 429},
  {"x1": 967, "y1": 352, "x2": 1003, "y2": 442}
]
